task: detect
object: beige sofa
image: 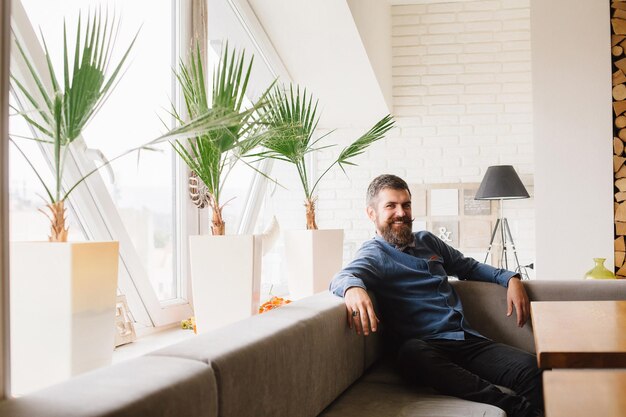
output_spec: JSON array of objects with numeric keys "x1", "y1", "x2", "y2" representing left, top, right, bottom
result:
[{"x1": 1, "y1": 280, "x2": 625, "y2": 417}]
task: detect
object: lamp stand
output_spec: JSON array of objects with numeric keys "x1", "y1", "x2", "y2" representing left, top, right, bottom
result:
[{"x1": 483, "y1": 200, "x2": 528, "y2": 279}]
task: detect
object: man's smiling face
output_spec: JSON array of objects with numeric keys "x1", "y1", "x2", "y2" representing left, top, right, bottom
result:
[{"x1": 367, "y1": 187, "x2": 414, "y2": 247}]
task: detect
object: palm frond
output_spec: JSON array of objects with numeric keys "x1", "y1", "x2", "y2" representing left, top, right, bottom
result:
[
  {"x1": 261, "y1": 84, "x2": 319, "y2": 166},
  {"x1": 64, "y1": 9, "x2": 139, "y2": 141},
  {"x1": 9, "y1": 138, "x2": 54, "y2": 202},
  {"x1": 7, "y1": 91, "x2": 54, "y2": 137},
  {"x1": 308, "y1": 114, "x2": 394, "y2": 197},
  {"x1": 171, "y1": 42, "x2": 273, "y2": 210},
  {"x1": 337, "y1": 114, "x2": 395, "y2": 171},
  {"x1": 5, "y1": 132, "x2": 54, "y2": 144},
  {"x1": 10, "y1": 39, "x2": 54, "y2": 126},
  {"x1": 150, "y1": 108, "x2": 253, "y2": 145}
]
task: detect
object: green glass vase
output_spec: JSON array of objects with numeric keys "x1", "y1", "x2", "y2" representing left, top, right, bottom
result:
[{"x1": 583, "y1": 258, "x2": 616, "y2": 280}]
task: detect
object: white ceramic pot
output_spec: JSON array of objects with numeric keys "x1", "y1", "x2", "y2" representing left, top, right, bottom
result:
[
  {"x1": 283, "y1": 229, "x2": 344, "y2": 299},
  {"x1": 10, "y1": 241, "x2": 119, "y2": 395},
  {"x1": 188, "y1": 234, "x2": 262, "y2": 333}
]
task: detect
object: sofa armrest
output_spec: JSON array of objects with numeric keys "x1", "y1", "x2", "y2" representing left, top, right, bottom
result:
[
  {"x1": 0, "y1": 356, "x2": 217, "y2": 417},
  {"x1": 524, "y1": 280, "x2": 626, "y2": 301}
]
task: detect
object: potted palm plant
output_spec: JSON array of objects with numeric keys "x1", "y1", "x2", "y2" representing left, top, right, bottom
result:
[
  {"x1": 172, "y1": 44, "x2": 273, "y2": 332},
  {"x1": 9, "y1": 10, "x2": 137, "y2": 394},
  {"x1": 259, "y1": 84, "x2": 395, "y2": 298}
]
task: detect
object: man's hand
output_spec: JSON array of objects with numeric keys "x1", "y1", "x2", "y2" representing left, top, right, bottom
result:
[
  {"x1": 344, "y1": 287, "x2": 379, "y2": 336},
  {"x1": 507, "y1": 276, "x2": 530, "y2": 327}
]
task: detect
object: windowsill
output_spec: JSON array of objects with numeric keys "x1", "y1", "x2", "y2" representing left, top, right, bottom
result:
[
  {"x1": 112, "y1": 287, "x2": 293, "y2": 364},
  {"x1": 112, "y1": 324, "x2": 197, "y2": 364}
]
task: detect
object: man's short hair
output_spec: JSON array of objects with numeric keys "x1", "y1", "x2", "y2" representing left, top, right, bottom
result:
[{"x1": 366, "y1": 174, "x2": 411, "y2": 207}]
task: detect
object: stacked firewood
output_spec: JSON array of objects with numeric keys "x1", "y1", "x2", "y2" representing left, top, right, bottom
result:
[{"x1": 613, "y1": 1, "x2": 626, "y2": 277}]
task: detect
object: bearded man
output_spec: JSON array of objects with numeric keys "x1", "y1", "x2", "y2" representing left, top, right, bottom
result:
[{"x1": 330, "y1": 174, "x2": 543, "y2": 417}]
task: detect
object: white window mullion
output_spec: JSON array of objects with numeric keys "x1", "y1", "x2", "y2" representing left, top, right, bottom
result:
[
  {"x1": 238, "y1": 159, "x2": 274, "y2": 235},
  {"x1": 225, "y1": 0, "x2": 290, "y2": 81}
]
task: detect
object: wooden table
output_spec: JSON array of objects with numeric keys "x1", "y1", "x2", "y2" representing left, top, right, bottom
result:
[
  {"x1": 544, "y1": 370, "x2": 626, "y2": 417},
  {"x1": 531, "y1": 300, "x2": 626, "y2": 368}
]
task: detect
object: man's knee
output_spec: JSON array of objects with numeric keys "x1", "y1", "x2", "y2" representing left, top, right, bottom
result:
[{"x1": 516, "y1": 353, "x2": 542, "y2": 385}]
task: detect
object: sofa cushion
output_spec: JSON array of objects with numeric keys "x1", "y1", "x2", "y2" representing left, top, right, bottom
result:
[
  {"x1": 151, "y1": 292, "x2": 364, "y2": 417},
  {"x1": 319, "y1": 361, "x2": 505, "y2": 417},
  {"x1": 0, "y1": 356, "x2": 217, "y2": 417}
]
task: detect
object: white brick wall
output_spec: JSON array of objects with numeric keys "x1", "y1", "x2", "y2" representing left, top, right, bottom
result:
[
  {"x1": 392, "y1": 0, "x2": 534, "y2": 274},
  {"x1": 262, "y1": 0, "x2": 535, "y2": 286}
]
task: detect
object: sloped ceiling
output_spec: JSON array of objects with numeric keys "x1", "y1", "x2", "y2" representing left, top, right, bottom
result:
[{"x1": 246, "y1": 0, "x2": 390, "y2": 128}]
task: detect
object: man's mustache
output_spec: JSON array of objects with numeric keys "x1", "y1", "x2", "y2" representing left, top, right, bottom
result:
[{"x1": 388, "y1": 216, "x2": 414, "y2": 225}]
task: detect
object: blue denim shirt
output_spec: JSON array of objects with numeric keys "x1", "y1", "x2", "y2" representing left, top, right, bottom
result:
[{"x1": 330, "y1": 230, "x2": 517, "y2": 342}]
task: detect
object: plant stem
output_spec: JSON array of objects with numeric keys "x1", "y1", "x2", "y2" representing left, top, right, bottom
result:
[
  {"x1": 54, "y1": 123, "x2": 62, "y2": 202},
  {"x1": 295, "y1": 160, "x2": 311, "y2": 200},
  {"x1": 209, "y1": 194, "x2": 225, "y2": 235},
  {"x1": 48, "y1": 200, "x2": 68, "y2": 242},
  {"x1": 9, "y1": 138, "x2": 54, "y2": 203},
  {"x1": 310, "y1": 159, "x2": 338, "y2": 198},
  {"x1": 305, "y1": 197, "x2": 318, "y2": 230}
]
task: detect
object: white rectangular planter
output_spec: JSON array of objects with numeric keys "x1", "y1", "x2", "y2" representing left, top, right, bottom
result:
[
  {"x1": 10, "y1": 241, "x2": 119, "y2": 395},
  {"x1": 189, "y1": 234, "x2": 262, "y2": 333},
  {"x1": 283, "y1": 229, "x2": 344, "y2": 299}
]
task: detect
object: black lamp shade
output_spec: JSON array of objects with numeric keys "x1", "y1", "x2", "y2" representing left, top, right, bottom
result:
[{"x1": 475, "y1": 165, "x2": 529, "y2": 200}]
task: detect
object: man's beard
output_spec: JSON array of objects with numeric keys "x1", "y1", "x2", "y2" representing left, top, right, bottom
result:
[{"x1": 379, "y1": 216, "x2": 414, "y2": 248}]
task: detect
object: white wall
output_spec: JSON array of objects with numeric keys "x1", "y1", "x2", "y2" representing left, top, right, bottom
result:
[
  {"x1": 247, "y1": 0, "x2": 389, "y2": 128},
  {"x1": 531, "y1": 0, "x2": 614, "y2": 279},
  {"x1": 309, "y1": 0, "x2": 536, "y2": 272},
  {"x1": 347, "y1": 0, "x2": 393, "y2": 110}
]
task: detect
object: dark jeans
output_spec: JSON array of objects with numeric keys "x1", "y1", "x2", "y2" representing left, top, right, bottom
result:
[{"x1": 397, "y1": 335, "x2": 543, "y2": 417}]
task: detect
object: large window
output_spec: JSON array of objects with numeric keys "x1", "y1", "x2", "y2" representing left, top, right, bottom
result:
[{"x1": 9, "y1": 0, "x2": 292, "y2": 331}]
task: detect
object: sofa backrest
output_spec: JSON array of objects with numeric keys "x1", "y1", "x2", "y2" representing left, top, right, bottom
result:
[
  {"x1": 151, "y1": 292, "x2": 365, "y2": 417},
  {"x1": 453, "y1": 280, "x2": 626, "y2": 353},
  {"x1": 364, "y1": 280, "x2": 626, "y2": 359}
]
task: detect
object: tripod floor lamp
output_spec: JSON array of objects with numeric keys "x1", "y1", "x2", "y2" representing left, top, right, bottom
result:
[{"x1": 475, "y1": 165, "x2": 530, "y2": 278}]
